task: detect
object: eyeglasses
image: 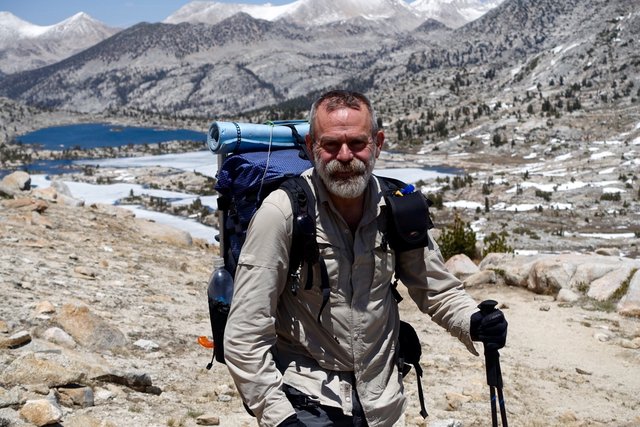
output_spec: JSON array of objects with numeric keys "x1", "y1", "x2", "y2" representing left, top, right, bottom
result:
[{"x1": 317, "y1": 137, "x2": 373, "y2": 155}]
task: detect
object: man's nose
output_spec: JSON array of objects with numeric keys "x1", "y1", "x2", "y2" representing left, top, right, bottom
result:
[{"x1": 336, "y1": 142, "x2": 354, "y2": 161}]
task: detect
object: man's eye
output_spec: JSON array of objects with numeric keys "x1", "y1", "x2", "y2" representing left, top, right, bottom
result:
[
  {"x1": 321, "y1": 141, "x2": 340, "y2": 152},
  {"x1": 320, "y1": 139, "x2": 370, "y2": 153},
  {"x1": 348, "y1": 141, "x2": 368, "y2": 151}
]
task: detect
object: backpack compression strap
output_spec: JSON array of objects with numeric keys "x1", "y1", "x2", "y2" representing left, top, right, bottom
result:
[
  {"x1": 280, "y1": 177, "x2": 331, "y2": 323},
  {"x1": 280, "y1": 122, "x2": 314, "y2": 165}
]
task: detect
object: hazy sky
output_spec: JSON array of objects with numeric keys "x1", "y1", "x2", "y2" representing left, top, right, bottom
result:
[{"x1": 1, "y1": 0, "x2": 294, "y2": 27}]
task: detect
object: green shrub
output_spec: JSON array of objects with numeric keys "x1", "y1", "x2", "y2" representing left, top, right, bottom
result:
[
  {"x1": 427, "y1": 192, "x2": 444, "y2": 209},
  {"x1": 600, "y1": 192, "x2": 621, "y2": 201},
  {"x1": 535, "y1": 189, "x2": 552, "y2": 201},
  {"x1": 436, "y1": 214, "x2": 477, "y2": 260},
  {"x1": 483, "y1": 231, "x2": 513, "y2": 257}
]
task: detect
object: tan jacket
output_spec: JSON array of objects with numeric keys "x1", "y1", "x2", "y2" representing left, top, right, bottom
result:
[{"x1": 224, "y1": 169, "x2": 479, "y2": 427}]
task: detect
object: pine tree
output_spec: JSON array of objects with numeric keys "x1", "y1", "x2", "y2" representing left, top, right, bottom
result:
[{"x1": 436, "y1": 214, "x2": 477, "y2": 260}]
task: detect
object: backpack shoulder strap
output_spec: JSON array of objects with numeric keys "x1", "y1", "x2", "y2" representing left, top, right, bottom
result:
[
  {"x1": 279, "y1": 176, "x2": 330, "y2": 323},
  {"x1": 280, "y1": 176, "x2": 316, "y2": 282}
]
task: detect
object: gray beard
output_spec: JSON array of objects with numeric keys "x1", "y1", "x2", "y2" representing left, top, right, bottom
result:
[{"x1": 314, "y1": 151, "x2": 375, "y2": 199}]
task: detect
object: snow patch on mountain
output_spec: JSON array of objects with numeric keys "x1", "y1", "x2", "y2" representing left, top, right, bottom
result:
[
  {"x1": 0, "y1": 11, "x2": 116, "y2": 43},
  {"x1": 0, "y1": 11, "x2": 119, "y2": 74},
  {"x1": 0, "y1": 11, "x2": 50, "y2": 39},
  {"x1": 410, "y1": 0, "x2": 506, "y2": 28},
  {"x1": 163, "y1": 1, "x2": 302, "y2": 25},
  {"x1": 166, "y1": 0, "x2": 423, "y2": 28}
]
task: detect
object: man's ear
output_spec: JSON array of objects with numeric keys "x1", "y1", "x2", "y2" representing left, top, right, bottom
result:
[
  {"x1": 374, "y1": 130, "x2": 384, "y2": 158},
  {"x1": 305, "y1": 133, "x2": 313, "y2": 153}
]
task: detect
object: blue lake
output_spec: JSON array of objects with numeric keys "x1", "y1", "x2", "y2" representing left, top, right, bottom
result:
[
  {"x1": 1, "y1": 123, "x2": 206, "y2": 177},
  {"x1": 16, "y1": 123, "x2": 205, "y2": 150},
  {"x1": 3, "y1": 123, "x2": 461, "y2": 180}
]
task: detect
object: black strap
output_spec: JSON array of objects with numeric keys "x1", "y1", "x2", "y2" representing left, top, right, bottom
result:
[
  {"x1": 281, "y1": 176, "x2": 331, "y2": 323},
  {"x1": 414, "y1": 364, "x2": 428, "y2": 418},
  {"x1": 281, "y1": 177, "x2": 317, "y2": 278},
  {"x1": 399, "y1": 320, "x2": 428, "y2": 419},
  {"x1": 281, "y1": 123, "x2": 313, "y2": 164},
  {"x1": 317, "y1": 258, "x2": 330, "y2": 323},
  {"x1": 377, "y1": 175, "x2": 406, "y2": 193},
  {"x1": 390, "y1": 279, "x2": 403, "y2": 303}
]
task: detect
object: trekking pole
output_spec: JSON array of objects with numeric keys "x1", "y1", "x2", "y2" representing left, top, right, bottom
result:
[{"x1": 478, "y1": 300, "x2": 508, "y2": 427}]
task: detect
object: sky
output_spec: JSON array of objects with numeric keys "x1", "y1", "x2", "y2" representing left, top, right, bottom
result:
[{"x1": 0, "y1": 0, "x2": 293, "y2": 27}]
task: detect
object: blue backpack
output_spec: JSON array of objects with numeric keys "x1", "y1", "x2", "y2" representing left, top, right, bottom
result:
[{"x1": 215, "y1": 148, "x2": 313, "y2": 277}]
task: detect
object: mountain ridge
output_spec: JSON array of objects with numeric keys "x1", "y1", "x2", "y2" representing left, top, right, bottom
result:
[
  {"x1": 163, "y1": 0, "x2": 503, "y2": 29},
  {"x1": 0, "y1": 11, "x2": 119, "y2": 74},
  {"x1": 0, "y1": 0, "x2": 503, "y2": 74},
  {"x1": 0, "y1": 0, "x2": 637, "y2": 135}
]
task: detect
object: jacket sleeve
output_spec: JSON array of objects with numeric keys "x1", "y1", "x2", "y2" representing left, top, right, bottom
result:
[
  {"x1": 223, "y1": 190, "x2": 297, "y2": 427},
  {"x1": 395, "y1": 232, "x2": 480, "y2": 356}
]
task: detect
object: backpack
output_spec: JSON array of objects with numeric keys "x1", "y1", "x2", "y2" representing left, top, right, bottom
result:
[
  {"x1": 205, "y1": 120, "x2": 433, "y2": 418},
  {"x1": 210, "y1": 120, "x2": 312, "y2": 279}
]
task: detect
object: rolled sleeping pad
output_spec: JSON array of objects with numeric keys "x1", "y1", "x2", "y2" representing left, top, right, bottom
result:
[{"x1": 207, "y1": 120, "x2": 310, "y2": 154}]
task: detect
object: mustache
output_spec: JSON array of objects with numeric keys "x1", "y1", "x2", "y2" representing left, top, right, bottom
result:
[{"x1": 324, "y1": 158, "x2": 367, "y2": 176}]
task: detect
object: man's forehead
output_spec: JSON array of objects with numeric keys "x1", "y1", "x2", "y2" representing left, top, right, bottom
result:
[
  {"x1": 317, "y1": 106, "x2": 369, "y2": 127},
  {"x1": 317, "y1": 131, "x2": 370, "y2": 142}
]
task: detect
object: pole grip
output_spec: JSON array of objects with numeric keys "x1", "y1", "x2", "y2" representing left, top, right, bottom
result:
[
  {"x1": 484, "y1": 349, "x2": 503, "y2": 388},
  {"x1": 479, "y1": 299, "x2": 498, "y2": 315}
]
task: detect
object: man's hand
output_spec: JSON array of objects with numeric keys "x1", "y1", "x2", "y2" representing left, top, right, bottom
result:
[{"x1": 470, "y1": 300, "x2": 508, "y2": 351}]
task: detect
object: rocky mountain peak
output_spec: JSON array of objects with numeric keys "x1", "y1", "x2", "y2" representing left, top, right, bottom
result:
[
  {"x1": 41, "y1": 12, "x2": 117, "y2": 41},
  {"x1": 0, "y1": 11, "x2": 119, "y2": 74},
  {"x1": 163, "y1": 0, "x2": 300, "y2": 26},
  {"x1": 411, "y1": 0, "x2": 506, "y2": 28},
  {"x1": 165, "y1": 0, "x2": 424, "y2": 29},
  {"x1": 0, "y1": 11, "x2": 48, "y2": 39},
  {"x1": 282, "y1": 0, "x2": 418, "y2": 26}
]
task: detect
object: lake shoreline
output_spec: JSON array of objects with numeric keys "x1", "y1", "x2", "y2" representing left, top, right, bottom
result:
[
  {"x1": 0, "y1": 138, "x2": 208, "y2": 178},
  {"x1": 16, "y1": 123, "x2": 206, "y2": 151}
]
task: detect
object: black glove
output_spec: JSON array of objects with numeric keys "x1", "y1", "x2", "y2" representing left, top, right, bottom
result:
[
  {"x1": 278, "y1": 414, "x2": 305, "y2": 427},
  {"x1": 470, "y1": 300, "x2": 508, "y2": 351}
]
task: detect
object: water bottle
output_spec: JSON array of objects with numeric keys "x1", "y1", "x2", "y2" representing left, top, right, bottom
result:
[
  {"x1": 206, "y1": 256, "x2": 233, "y2": 365},
  {"x1": 207, "y1": 257, "x2": 234, "y2": 305}
]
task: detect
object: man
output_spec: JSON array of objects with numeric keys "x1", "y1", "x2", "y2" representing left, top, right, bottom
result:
[{"x1": 224, "y1": 90, "x2": 507, "y2": 426}]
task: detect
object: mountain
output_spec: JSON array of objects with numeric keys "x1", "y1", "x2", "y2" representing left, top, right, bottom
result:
[
  {"x1": 0, "y1": 7, "x2": 440, "y2": 116},
  {"x1": 410, "y1": 0, "x2": 506, "y2": 28},
  {"x1": 282, "y1": 0, "x2": 421, "y2": 28},
  {"x1": 0, "y1": 0, "x2": 504, "y2": 77},
  {"x1": 0, "y1": 0, "x2": 637, "y2": 127},
  {"x1": 164, "y1": 0, "x2": 506, "y2": 30},
  {"x1": 0, "y1": 12, "x2": 119, "y2": 74},
  {"x1": 163, "y1": 0, "x2": 300, "y2": 25},
  {"x1": 0, "y1": 12, "x2": 47, "y2": 39}
]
